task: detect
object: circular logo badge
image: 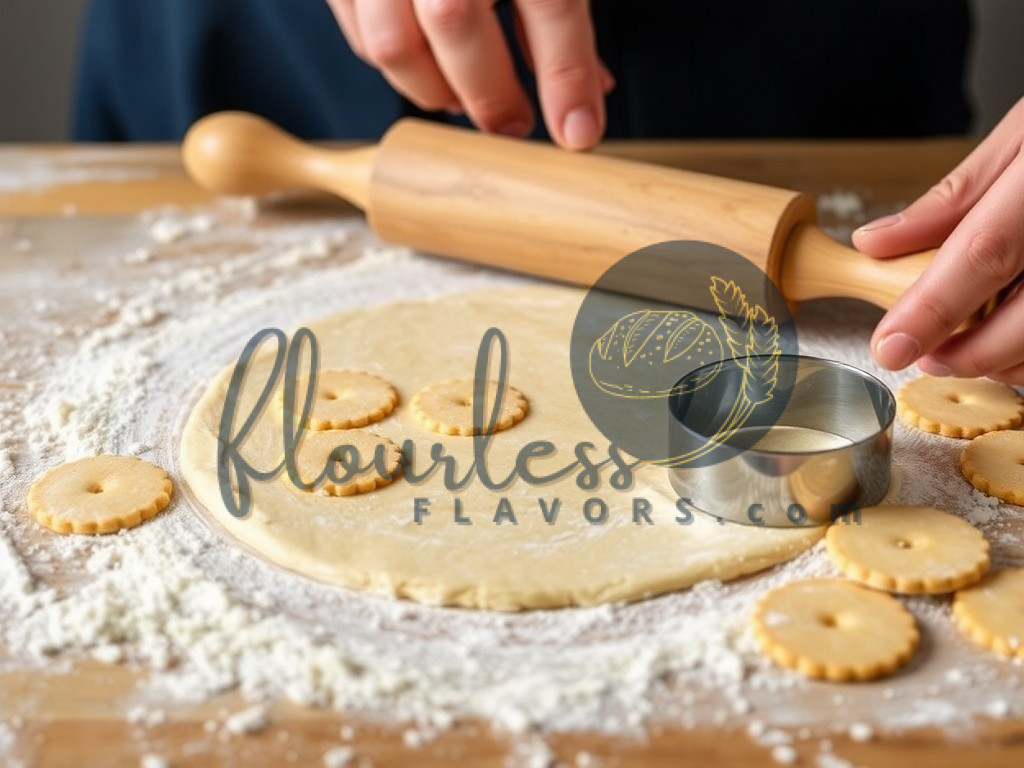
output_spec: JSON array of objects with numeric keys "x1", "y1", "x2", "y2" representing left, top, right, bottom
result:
[{"x1": 570, "y1": 241, "x2": 799, "y2": 466}]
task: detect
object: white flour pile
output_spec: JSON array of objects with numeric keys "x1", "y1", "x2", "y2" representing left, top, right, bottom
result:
[{"x1": 1, "y1": 196, "x2": 1022, "y2": 767}]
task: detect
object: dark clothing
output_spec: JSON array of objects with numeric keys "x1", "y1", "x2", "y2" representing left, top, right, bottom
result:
[{"x1": 73, "y1": 0, "x2": 972, "y2": 142}]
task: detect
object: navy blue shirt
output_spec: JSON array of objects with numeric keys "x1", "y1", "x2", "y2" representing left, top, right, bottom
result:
[{"x1": 73, "y1": 0, "x2": 971, "y2": 142}]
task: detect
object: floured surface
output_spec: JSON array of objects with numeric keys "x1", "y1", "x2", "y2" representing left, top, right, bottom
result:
[
  {"x1": 181, "y1": 286, "x2": 822, "y2": 610},
  {"x1": 0, "y1": 195, "x2": 1023, "y2": 766}
]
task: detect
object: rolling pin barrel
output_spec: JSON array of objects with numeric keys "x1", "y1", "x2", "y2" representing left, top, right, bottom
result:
[
  {"x1": 368, "y1": 119, "x2": 814, "y2": 290},
  {"x1": 183, "y1": 111, "x2": 936, "y2": 310}
]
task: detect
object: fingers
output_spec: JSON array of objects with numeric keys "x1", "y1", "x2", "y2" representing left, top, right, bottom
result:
[
  {"x1": 854, "y1": 98, "x2": 1024, "y2": 259},
  {"x1": 515, "y1": 0, "x2": 605, "y2": 149},
  {"x1": 331, "y1": 0, "x2": 609, "y2": 144},
  {"x1": 514, "y1": 10, "x2": 616, "y2": 95},
  {"x1": 325, "y1": 0, "x2": 366, "y2": 59},
  {"x1": 872, "y1": 153, "x2": 1024, "y2": 371},
  {"x1": 413, "y1": 0, "x2": 533, "y2": 136},
  {"x1": 356, "y1": 0, "x2": 458, "y2": 112},
  {"x1": 917, "y1": 280, "x2": 1024, "y2": 378},
  {"x1": 988, "y1": 362, "x2": 1024, "y2": 386}
]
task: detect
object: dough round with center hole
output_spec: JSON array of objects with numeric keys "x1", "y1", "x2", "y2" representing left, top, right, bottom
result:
[
  {"x1": 28, "y1": 455, "x2": 172, "y2": 534},
  {"x1": 953, "y1": 569, "x2": 1024, "y2": 659},
  {"x1": 278, "y1": 368, "x2": 398, "y2": 430},
  {"x1": 897, "y1": 376, "x2": 1023, "y2": 438},
  {"x1": 751, "y1": 578, "x2": 919, "y2": 681},
  {"x1": 825, "y1": 505, "x2": 990, "y2": 594},
  {"x1": 411, "y1": 378, "x2": 527, "y2": 435},
  {"x1": 180, "y1": 286, "x2": 823, "y2": 610},
  {"x1": 960, "y1": 429, "x2": 1024, "y2": 505},
  {"x1": 290, "y1": 429, "x2": 402, "y2": 496}
]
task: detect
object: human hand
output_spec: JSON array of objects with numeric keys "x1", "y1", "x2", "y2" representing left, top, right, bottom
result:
[
  {"x1": 326, "y1": 0, "x2": 614, "y2": 150},
  {"x1": 853, "y1": 98, "x2": 1024, "y2": 384}
]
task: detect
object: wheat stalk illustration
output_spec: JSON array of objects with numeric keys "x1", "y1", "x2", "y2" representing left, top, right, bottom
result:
[
  {"x1": 709, "y1": 276, "x2": 752, "y2": 362},
  {"x1": 657, "y1": 278, "x2": 780, "y2": 467}
]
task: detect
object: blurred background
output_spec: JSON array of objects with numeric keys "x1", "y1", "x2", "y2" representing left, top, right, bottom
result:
[{"x1": 1, "y1": 0, "x2": 1022, "y2": 141}]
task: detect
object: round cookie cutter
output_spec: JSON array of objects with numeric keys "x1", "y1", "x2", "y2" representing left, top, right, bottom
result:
[{"x1": 667, "y1": 355, "x2": 896, "y2": 527}]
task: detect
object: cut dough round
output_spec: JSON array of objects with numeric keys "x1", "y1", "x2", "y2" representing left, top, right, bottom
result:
[
  {"x1": 751, "y1": 578, "x2": 919, "y2": 681},
  {"x1": 290, "y1": 429, "x2": 402, "y2": 497},
  {"x1": 960, "y1": 430, "x2": 1024, "y2": 506},
  {"x1": 953, "y1": 569, "x2": 1024, "y2": 659},
  {"x1": 279, "y1": 368, "x2": 398, "y2": 430},
  {"x1": 897, "y1": 376, "x2": 1023, "y2": 438},
  {"x1": 411, "y1": 378, "x2": 528, "y2": 436},
  {"x1": 180, "y1": 286, "x2": 825, "y2": 610},
  {"x1": 28, "y1": 455, "x2": 173, "y2": 535},
  {"x1": 825, "y1": 505, "x2": 990, "y2": 594}
]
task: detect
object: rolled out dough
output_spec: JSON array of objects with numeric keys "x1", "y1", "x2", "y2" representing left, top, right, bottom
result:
[{"x1": 180, "y1": 286, "x2": 822, "y2": 610}]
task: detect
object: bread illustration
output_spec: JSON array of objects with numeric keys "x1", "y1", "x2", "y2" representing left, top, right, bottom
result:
[{"x1": 589, "y1": 310, "x2": 724, "y2": 398}]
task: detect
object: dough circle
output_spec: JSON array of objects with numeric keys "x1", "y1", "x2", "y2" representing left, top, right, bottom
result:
[
  {"x1": 897, "y1": 376, "x2": 1024, "y2": 438},
  {"x1": 825, "y1": 505, "x2": 990, "y2": 594},
  {"x1": 960, "y1": 429, "x2": 1024, "y2": 505},
  {"x1": 279, "y1": 368, "x2": 398, "y2": 430},
  {"x1": 953, "y1": 569, "x2": 1024, "y2": 659},
  {"x1": 28, "y1": 455, "x2": 173, "y2": 535},
  {"x1": 411, "y1": 378, "x2": 528, "y2": 436},
  {"x1": 751, "y1": 578, "x2": 919, "y2": 681},
  {"x1": 180, "y1": 286, "x2": 823, "y2": 610},
  {"x1": 291, "y1": 429, "x2": 402, "y2": 497}
]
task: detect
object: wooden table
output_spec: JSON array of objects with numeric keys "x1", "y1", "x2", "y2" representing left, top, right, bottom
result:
[{"x1": 4, "y1": 137, "x2": 1024, "y2": 768}]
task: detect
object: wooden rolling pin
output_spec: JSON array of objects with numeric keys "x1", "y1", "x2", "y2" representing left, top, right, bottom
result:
[{"x1": 183, "y1": 111, "x2": 936, "y2": 310}]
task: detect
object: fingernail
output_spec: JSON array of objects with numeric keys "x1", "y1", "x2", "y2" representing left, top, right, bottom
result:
[
  {"x1": 875, "y1": 332, "x2": 921, "y2": 370},
  {"x1": 497, "y1": 120, "x2": 531, "y2": 138},
  {"x1": 855, "y1": 213, "x2": 903, "y2": 234},
  {"x1": 917, "y1": 357, "x2": 952, "y2": 377},
  {"x1": 562, "y1": 106, "x2": 599, "y2": 150}
]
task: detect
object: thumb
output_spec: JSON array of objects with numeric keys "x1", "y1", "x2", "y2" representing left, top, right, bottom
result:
[
  {"x1": 852, "y1": 169, "x2": 982, "y2": 260},
  {"x1": 852, "y1": 122, "x2": 1021, "y2": 259}
]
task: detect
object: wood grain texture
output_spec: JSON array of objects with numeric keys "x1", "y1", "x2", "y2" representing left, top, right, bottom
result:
[
  {"x1": 0, "y1": 137, "x2": 975, "y2": 217},
  {"x1": 179, "y1": 113, "x2": 953, "y2": 310},
  {"x1": 370, "y1": 118, "x2": 813, "y2": 290},
  {"x1": 2, "y1": 661, "x2": 1023, "y2": 767},
  {"x1": 7, "y1": 138, "x2": 1023, "y2": 768}
]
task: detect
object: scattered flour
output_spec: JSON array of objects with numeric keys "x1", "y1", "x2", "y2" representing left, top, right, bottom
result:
[
  {"x1": 986, "y1": 699, "x2": 1010, "y2": 718},
  {"x1": 816, "y1": 189, "x2": 866, "y2": 221},
  {"x1": 848, "y1": 722, "x2": 874, "y2": 742},
  {"x1": 225, "y1": 705, "x2": 269, "y2": 735},
  {"x1": 123, "y1": 247, "x2": 153, "y2": 265},
  {"x1": 815, "y1": 753, "x2": 854, "y2": 768},
  {"x1": 771, "y1": 744, "x2": 798, "y2": 765},
  {"x1": 322, "y1": 746, "x2": 355, "y2": 768},
  {"x1": 0, "y1": 448, "x2": 14, "y2": 479},
  {"x1": 0, "y1": 150, "x2": 158, "y2": 192}
]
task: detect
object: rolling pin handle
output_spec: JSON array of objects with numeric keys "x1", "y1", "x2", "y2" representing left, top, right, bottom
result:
[
  {"x1": 182, "y1": 111, "x2": 376, "y2": 210},
  {"x1": 780, "y1": 222, "x2": 937, "y2": 310}
]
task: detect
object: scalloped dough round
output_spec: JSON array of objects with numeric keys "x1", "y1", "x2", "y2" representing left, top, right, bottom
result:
[
  {"x1": 752, "y1": 578, "x2": 919, "y2": 681},
  {"x1": 28, "y1": 455, "x2": 172, "y2": 534},
  {"x1": 411, "y1": 378, "x2": 528, "y2": 436},
  {"x1": 897, "y1": 376, "x2": 1023, "y2": 438},
  {"x1": 180, "y1": 286, "x2": 823, "y2": 610},
  {"x1": 277, "y1": 368, "x2": 397, "y2": 430},
  {"x1": 825, "y1": 505, "x2": 990, "y2": 594}
]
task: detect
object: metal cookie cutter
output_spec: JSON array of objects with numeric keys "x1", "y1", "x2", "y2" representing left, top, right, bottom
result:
[{"x1": 667, "y1": 355, "x2": 896, "y2": 527}]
